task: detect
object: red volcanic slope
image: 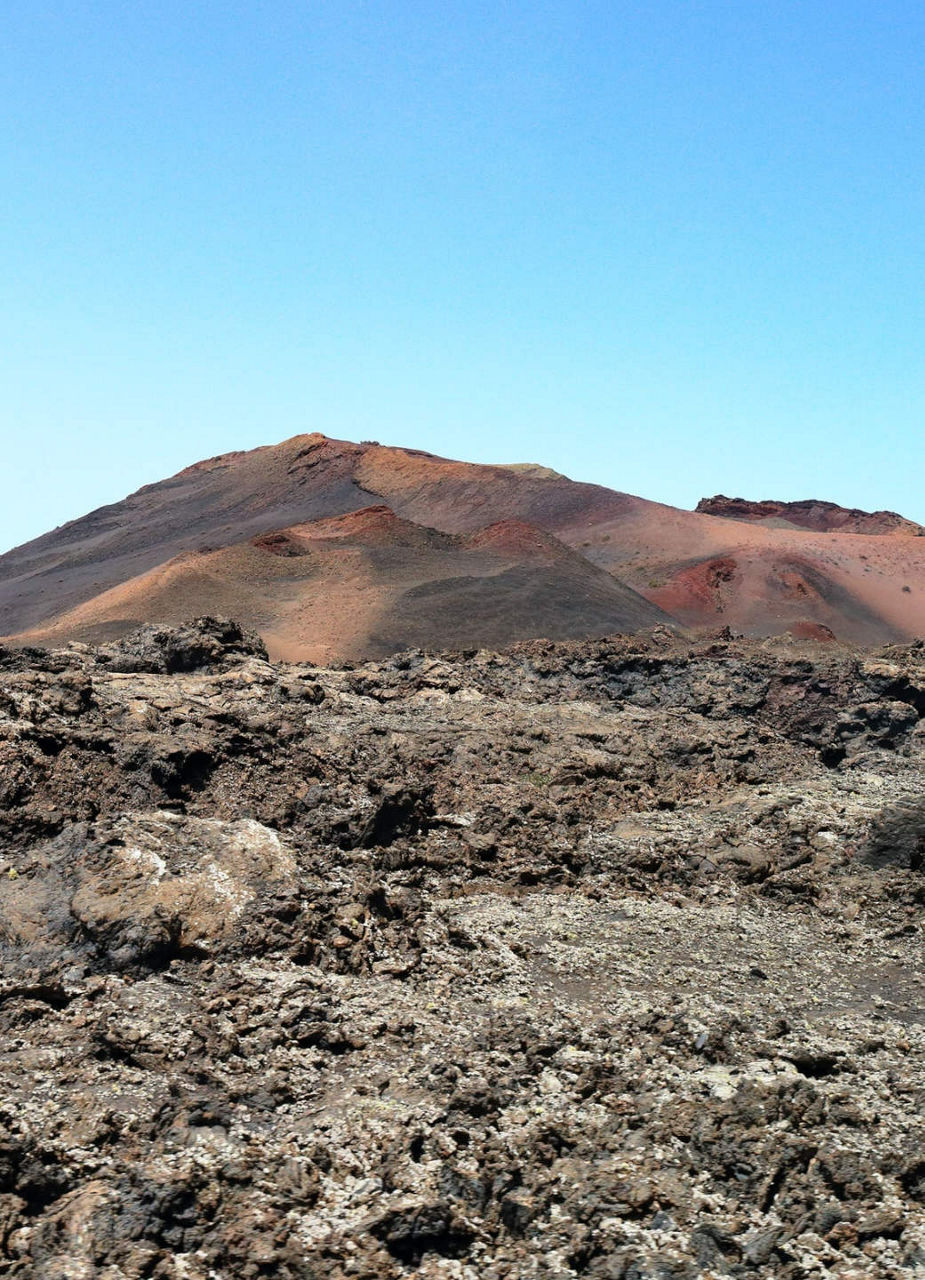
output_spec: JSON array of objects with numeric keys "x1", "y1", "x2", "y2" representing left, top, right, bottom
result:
[
  {"x1": 1, "y1": 432, "x2": 923, "y2": 654},
  {"x1": 0, "y1": 434, "x2": 640, "y2": 636},
  {"x1": 8, "y1": 506, "x2": 673, "y2": 663},
  {"x1": 696, "y1": 495, "x2": 925, "y2": 536}
]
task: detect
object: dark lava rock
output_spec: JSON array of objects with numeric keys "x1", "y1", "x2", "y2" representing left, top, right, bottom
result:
[
  {"x1": 0, "y1": 623, "x2": 922, "y2": 1277},
  {"x1": 98, "y1": 616, "x2": 268, "y2": 674}
]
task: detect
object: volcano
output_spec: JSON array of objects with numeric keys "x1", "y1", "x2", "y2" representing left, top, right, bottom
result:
[{"x1": 1, "y1": 433, "x2": 922, "y2": 657}]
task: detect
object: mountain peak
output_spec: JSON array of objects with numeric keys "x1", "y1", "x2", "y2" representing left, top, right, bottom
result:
[{"x1": 1, "y1": 433, "x2": 923, "y2": 654}]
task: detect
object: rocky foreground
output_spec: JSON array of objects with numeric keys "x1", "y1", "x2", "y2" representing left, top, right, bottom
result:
[{"x1": 1, "y1": 618, "x2": 924, "y2": 1279}]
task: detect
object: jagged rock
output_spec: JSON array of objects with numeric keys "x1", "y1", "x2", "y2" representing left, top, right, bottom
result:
[
  {"x1": 0, "y1": 622, "x2": 923, "y2": 1277},
  {"x1": 98, "y1": 616, "x2": 268, "y2": 674},
  {"x1": 0, "y1": 812, "x2": 300, "y2": 977}
]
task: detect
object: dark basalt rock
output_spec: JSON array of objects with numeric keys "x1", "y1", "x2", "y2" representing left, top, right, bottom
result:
[
  {"x1": 0, "y1": 622, "x2": 923, "y2": 1277},
  {"x1": 862, "y1": 798, "x2": 925, "y2": 870},
  {"x1": 98, "y1": 615, "x2": 268, "y2": 673}
]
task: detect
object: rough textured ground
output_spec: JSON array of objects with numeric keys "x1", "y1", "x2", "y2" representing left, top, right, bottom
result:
[
  {"x1": 1, "y1": 618, "x2": 924, "y2": 1278},
  {"x1": 3, "y1": 433, "x2": 924, "y2": 653}
]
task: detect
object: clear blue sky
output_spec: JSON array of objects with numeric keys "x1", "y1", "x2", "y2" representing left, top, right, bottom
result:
[{"x1": 3, "y1": 1, "x2": 924, "y2": 552}]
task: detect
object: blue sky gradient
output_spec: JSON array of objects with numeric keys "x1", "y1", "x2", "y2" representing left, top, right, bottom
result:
[{"x1": 2, "y1": 1, "x2": 924, "y2": 551}]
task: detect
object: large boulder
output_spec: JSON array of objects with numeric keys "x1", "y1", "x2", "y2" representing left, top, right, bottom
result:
[
  {"x1": 0, "y1": 811, "x2": 299, "y2": 975},
  {"x1": 98, "y1": 617, "x2": 268, "y2": 674}
]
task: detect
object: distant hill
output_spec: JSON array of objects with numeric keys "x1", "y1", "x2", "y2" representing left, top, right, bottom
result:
[
  {"x1": 697, "y1": 494, "x2": 925, "y2": 536},
  {"x1": 2, "y1": 432, "x2": 923, "y2": 656}
]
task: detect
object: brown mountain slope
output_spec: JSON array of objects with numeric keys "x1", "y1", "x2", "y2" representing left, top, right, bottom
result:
[
  {"x1": 2, "y1": 431, "x2": 923, "y2": 652},
  {"x1": 576, "y1": 507, "x2": 925, "y2": 646},
  {"x1": 12, "y1": 507, "x2": 673, "y2": 662},
  {"x1": 639, "y1": 550, "x2": 899, "y2": 644},
  {"x1": 0, "y1": 433, "x2": 650, "y2": 636}
]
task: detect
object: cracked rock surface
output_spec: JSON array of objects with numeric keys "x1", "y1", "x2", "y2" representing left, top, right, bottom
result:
[{"x1": 0, "y1": 618, "x2": 924, "y2": 1278}]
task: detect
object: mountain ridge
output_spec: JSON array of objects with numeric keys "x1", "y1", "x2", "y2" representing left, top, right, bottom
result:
[
  {"x1": 697, "y1": 494, "x2": 925, "y2": 536},
  {"x1": 2, "y1": 432, "x2": 923, "y2": 655}
]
